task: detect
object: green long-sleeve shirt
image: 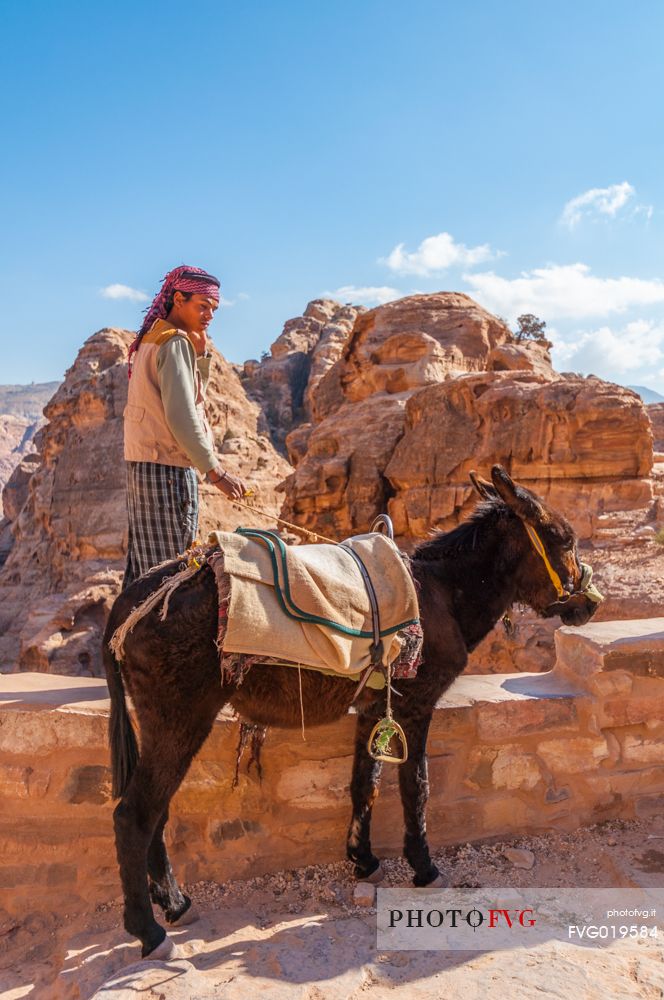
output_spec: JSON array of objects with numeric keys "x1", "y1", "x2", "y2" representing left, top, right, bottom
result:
[{"x1": 156, "y1": 337, "x2": 217, "y2": 474}]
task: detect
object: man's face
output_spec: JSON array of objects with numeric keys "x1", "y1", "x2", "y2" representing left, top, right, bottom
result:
[{"x1": 173, "y1": 292, "x2": 219, "y2": 335}]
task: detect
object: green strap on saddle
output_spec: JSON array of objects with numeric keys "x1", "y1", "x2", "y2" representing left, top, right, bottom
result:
[{"x1": 235, "y1": 528, "x2": 418, "y2": 639}]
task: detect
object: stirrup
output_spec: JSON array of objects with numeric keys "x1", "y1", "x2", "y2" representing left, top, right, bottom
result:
[{"x1": 368, "y1": 717, "x2": 408, "y2": 763}]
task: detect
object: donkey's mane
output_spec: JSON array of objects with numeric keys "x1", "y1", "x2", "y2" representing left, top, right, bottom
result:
[{"x1": 412, "y1": 498, "x2": 509, "y2": 561}]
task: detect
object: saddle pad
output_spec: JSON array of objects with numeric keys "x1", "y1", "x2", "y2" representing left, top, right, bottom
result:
[{"x1": 207, "y1": 529, "x2": 420, "y2": 676}]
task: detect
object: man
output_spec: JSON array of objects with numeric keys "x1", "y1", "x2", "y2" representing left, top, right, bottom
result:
[{"x1": 122, "y1": 264, "x2": 247, "y2": 587}]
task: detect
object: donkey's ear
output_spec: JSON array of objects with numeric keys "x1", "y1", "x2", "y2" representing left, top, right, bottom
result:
[
  {"x1": 490, "y1": 464, "x2": 548, "y2": 524},
  {"x1": 469, "y1": 470, "x2": 498, "y2": 500}
]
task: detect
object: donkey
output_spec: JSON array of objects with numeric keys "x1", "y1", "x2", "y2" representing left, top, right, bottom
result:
[{"x1": 103, "y1": 466, "x2": 601, "y2": 959}]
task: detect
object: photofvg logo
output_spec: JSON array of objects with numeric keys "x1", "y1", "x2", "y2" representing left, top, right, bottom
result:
[{"x1": 377, "y1": 889, "x2": 664, "y2": 951}]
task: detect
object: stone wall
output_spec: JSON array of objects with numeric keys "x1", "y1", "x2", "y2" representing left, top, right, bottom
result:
[{"x1": 1, "y1": 618, "x2": 663, "y2": 919}]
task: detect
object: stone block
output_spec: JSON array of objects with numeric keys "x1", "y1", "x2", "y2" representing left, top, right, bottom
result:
[
  {"x1": 0, "y1": 709, "x2": 106, "y2": 755},
  {"x1": 482, "y1": 796, "x2": 532, "y2": 833},
  {"x1": 604, "y1": 649, "x2": 664, "y2": 678},
  {"x1": 0, "y1": 763, "x2": 30, "y2": 798},
  {"x1": 353, "y1": 882, "x2": 376, "y2": 907},
  {"x1": 621, "y1": 734, "x2": 664, "y2": 766},
  {"x1": 600, "y1": 696, "x2": 664, "y2": 728},
  {"x1": 0, "y1": 763, "x2": 53, "y2": 800},
  {"x1": 635, "y1": 794, "x2": 664, "y2": 818},
  {"x1": 587, "y1": 672, "x2": 634, "y2": 698},
  {"x1": 492, "y1": 749, "x2": 543, "y2": 791},
  {"x1": 477, "y1": 698, "x2": 577, "y2": 740},
  {"x1": 63, "y1": 765, "x2": 112, "y2": 804},
  {"x1": 554, "y1": 619, "x2": 664, "y2": 687},
  {"x1": 502, "y1": 847, "x2": 535, "y2": 870},
  {"x1": 464, "y1": 748, "x2": 497, "y2": 791},
  {"x1": 275, "y1": 758, "x2": 352, "y2": 810},
  {"x1": 427, "y1": 796, "x2": 483, "y2": 842},
  {"x1": 209, "y1": 818, "x2": 262, "y2": 846},
  {"x1": 537, "y1": 736, "x2": 610, "y2": 774},
  {"x1": 0, "y1": 863, "x2": 77, "y2": 889}
]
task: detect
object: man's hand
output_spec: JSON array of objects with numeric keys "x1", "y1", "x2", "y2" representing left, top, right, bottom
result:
[{"x1": 206, "y1": 467, "x2": 248, "y2": 501}]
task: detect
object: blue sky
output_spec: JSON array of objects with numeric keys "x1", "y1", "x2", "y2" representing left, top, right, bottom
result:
[{"x1": 2, "y1": 0, "x2": 664, "y2": 394}]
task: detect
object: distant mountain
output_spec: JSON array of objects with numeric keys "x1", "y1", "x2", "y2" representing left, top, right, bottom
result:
[
  {"x1": 0, "y1": 382, "x2": 60, "y2": 517},
  {"x1": 0, "y1": 381, "x2": 61, "y2": 419},
  {"x1": 627, "y1": 385, "x2": 664, "y2": 404}
]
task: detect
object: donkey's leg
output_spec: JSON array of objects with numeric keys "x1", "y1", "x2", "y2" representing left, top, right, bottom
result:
[
  {"x1": 346, "y1": 713, "x2": 384, "y2": 881},
  {"x1": 114, "y1": 698, "x2": 222, "y2": 957},
  {"x1": 147, "y1": 808, "x2": 194, "y2": 925},
  {"x1": 397, "y1": 713, "x2": 444, "y2": 887}
]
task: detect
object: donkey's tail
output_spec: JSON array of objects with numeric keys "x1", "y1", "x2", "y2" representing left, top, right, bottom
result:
[{"x1": 103, "y1": 640, "x2": 139, "y2": 799}]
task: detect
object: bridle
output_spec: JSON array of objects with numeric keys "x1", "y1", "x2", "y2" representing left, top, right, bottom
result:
[{"x1": 522, "y1": 522, "x2": 604, "y2": 608}]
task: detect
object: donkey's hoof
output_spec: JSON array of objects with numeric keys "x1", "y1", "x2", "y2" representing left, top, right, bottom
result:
[
  {"x1": 143, "y1": 935, "x2": 178, "y2": 962},
  {"x1": 360, "y1": 863, "x2": 385, "y2": 886},
  {"x1": 421, "y1": 873, "x2": 447, "y2": 888},
  {"x1": 168, "y1": 902, "x2": 199, "y2": 927}
]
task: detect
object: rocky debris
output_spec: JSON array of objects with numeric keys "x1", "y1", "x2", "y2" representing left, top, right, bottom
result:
[
  {"x1": 0, "y1": 328, "x2": 290, "y2": 675},
  {"x1": 4, "y1": 820, "x2": 663, "y2": 1000},
  {"x1": 241, "y1": 299, "x2": 363, "y2": 454},
  {"x1": 352, "y1": 882, "x2": 376, "y2": 907},
  {"x1": 92, "y1": 959, "x2": 207, "y2": 999},
  {"x1": 502, "y1": 846, "x2": 536, "y2": 869}
]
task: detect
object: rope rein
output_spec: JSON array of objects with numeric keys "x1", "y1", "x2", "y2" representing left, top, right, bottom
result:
[{"x1": 221, "y1": 494, "x2": 338, "y2": 545}]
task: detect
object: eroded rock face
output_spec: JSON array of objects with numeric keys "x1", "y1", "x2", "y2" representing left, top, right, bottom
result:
[
  {"x1": 334, "y1": 292, "x2": 511, "y2": 404},
  {"x1": 487, "y1": 340, "x2": 554, "y2": 379},
  {"x1": 281, "y1": 294, "x2": 514, "y2": 537},
  {"x1": 241, "y1": 300, "x2": 363, "y2": 454},
  {"x1": 649, "y1": 403, "x2": 664, "y2": 453},
  {"x1": 0, "y1": 328, "x2": 290, "y2": 675},
  {"x1": 387, "y1": 372, "x2": 653, "y2": 540}
]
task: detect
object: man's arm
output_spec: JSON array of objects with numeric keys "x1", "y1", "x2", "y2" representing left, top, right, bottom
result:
[{"x1": 156, "y1": 337, "x2": 217, "y2": 474}]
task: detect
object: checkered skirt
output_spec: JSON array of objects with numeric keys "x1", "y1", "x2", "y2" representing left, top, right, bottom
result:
[{"x1": 122, "y1": 461, "x2": 199, "y2": 588}]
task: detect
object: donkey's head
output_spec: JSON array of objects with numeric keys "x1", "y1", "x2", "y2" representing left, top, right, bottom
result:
[{"x1": 470, "y1": 465, "x2": 603, "y2": 627}]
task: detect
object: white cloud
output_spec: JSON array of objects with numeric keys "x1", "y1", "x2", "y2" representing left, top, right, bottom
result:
[
  {"x1": 463, "y1": 263, "x2": 664, "y2": 322},
  {"x1": 100, "y1": 283, "x2": 149, "y2": 303},
  {"x1": 324, "y1": 284, "x2": 401, "y2": 306},
  {"x1": 381, "y1": 232, "x2": 497, "y2": 276},
  {"x1": 560, "y1": 181, "x2": 634, "y2": 229},
  {"x1": 219, "y1": 295, "x2": 235, "y2": 307},
  {"x1": 552, "y1": 319, "x2": 664, "y2": 381},
  {"x1": 237, "y1": 292, "x2": 250, "y2": 300}
]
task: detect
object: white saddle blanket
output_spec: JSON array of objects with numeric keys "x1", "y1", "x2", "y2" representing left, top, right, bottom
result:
[{"x1": 208, "y1": 529, "x2": 420, "y2": 676}]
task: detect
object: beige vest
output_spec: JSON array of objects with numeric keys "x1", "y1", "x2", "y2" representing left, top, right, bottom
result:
[{"x1": 123, "y1": 320, "x2": 211, "y2": 467}]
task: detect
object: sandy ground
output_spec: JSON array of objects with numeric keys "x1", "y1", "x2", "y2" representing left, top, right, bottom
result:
[{"x1": 2, "y1": 818, "x2": 664, "y2": 1000}]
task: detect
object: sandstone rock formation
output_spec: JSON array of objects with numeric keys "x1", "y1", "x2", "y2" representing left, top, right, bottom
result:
[
  {"x1": 281, "y1": 294, "x2": 654, "y2": 547},
  {"x1": 280, "y1": 293, "x2": 535, "y2": 539},
  {"x1": 0, "y1": 328, "x2": 290, "y2": 675},
  {"x1": 387, "y1": 371, "x2": 652, "y2": 540},
  {"x1": 241, "y1": 300, "x2": 363, "y2": 453},
  {"x1": 649, "y1": 402, "x2": 664, "y2": 454}
]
